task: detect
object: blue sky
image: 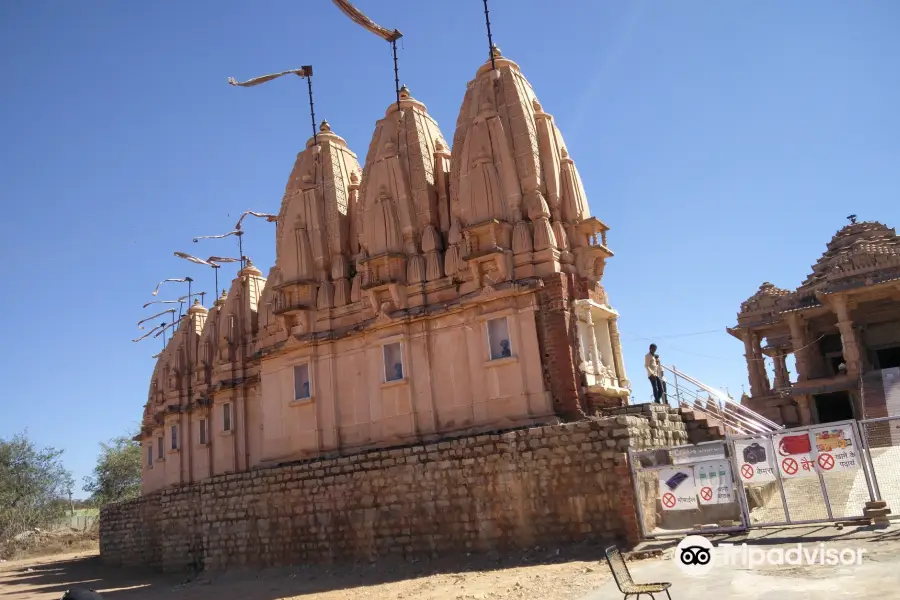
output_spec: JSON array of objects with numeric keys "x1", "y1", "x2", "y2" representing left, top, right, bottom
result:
[{"x1": 0, "y1": 1, "x2": 896, "y2": 495}]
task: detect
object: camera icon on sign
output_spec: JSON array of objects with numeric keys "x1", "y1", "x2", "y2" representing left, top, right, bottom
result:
[{"x1": 674, "y1": 535, "x2": 715, "y2": 576}]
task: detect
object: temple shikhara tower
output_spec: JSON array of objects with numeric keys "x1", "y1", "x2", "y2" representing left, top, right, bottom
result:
[
  {"x1": 729, "y1": 219, "x2": 900, "y2": 427},
  {"x1": 138, "y1": 49, "x2": 630, "y2": 493}
]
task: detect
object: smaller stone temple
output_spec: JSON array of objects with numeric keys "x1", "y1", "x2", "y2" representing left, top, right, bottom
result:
[{"x1": 728, "y1": 218, "x2": 900, "y2": 426}]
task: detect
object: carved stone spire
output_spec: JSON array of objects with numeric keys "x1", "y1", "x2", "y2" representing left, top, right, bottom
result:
[
  {"x1": 357, "y1": 86, "x2": 451, "y2": 309},
  {"x1": 451, "y1": 51, "x2": 609, "y2": 281},
  {"x1": 273, "y1": 119, "x2": 361, "y2": 326}
]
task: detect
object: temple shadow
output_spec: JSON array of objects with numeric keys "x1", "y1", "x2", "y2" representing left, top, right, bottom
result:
[{"x1": 0, "y1": 541, "x2": 612, "y2": 599}]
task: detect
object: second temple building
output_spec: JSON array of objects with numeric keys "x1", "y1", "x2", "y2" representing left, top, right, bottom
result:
[
  {"x1": 138, "y1": 49, "x2": 631, "y2": 494},
  {"x1": 730, "y1": 219, "x2": 900, "y2": 427}
]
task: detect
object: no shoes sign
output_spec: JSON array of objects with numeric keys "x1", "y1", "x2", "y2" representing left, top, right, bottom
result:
[{"x1": 810, "y1": 424, "x2": 860, "y2": 472}]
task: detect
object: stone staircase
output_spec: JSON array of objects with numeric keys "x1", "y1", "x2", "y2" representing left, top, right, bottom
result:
[
  {"x1": 678, "y1": 406, "x2": 727, "y2": 443},
  {"x1": 598, "y1": 403, "x2": 726, "y2": 446}
]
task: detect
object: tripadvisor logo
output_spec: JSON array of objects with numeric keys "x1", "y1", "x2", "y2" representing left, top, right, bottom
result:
[
  {"x1": 673, "y1": 535, "x2": 867, "y2": 576},
  {"x1": 675, "y1": 535, "x2": 714, "y2": 576}
]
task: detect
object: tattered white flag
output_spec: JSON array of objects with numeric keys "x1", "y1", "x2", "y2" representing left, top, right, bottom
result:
[
  {"x1": 133, "y1": 323, "x2": 165, "y2": 342},
  {"x1": 174, "y1": 251, "x2": 214, "y2": 266},
  {"x1": 193, "y1": 230, "x2": 240, "y2": 243},
  {"x1": 142, "y1": 295, "x2": 188, "y2": 309},
  {"x1": 207, "y1": 256, "x2": 243, "y2": 265},
  {"x1": 228, "y1": 67, "x2": 311, "y2": 87},
  {"x1": 331, "y1": 0, "x2": 402, "y2": 41},
  {"x1": 153, "y1": 320, "x2": 181, "y2": 338},
  {"x1": 235, "y1": 211, "x2": 277, "y2": 230},
  {"x1": 152, "y1": 278, "x2": 189, "y2": 296},
  {"x1": 137, "y1": 309, "x2": 175, "y2": 329}
]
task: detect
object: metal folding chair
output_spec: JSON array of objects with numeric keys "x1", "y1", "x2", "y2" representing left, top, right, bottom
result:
[{"x1": 605, "y1": 546, "x2": 673, "y2": 600}]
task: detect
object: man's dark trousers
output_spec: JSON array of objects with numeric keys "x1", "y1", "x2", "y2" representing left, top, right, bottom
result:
[{"x1": 649, "y1": 375, "x2": 664, "y2": 403}]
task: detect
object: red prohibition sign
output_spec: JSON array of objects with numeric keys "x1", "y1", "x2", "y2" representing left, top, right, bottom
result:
[
  {"x1": 700, "y1": 487, "x2": 713, "y2": 501},
  {"x1": 740, "y1": 464, "x2": 755, "y2": 480},
  {"x1": 662, "y1": 492, "x2": 677, "y2": 508},
  {"x1": 781, "y1": 457, "x2": 799, "y2": 475},
  {"x1": 818, "y1": 453, "x2": 835, "y2": 471}
]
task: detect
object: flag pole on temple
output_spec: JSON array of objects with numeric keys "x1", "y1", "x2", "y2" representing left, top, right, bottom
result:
[
  {"x1": 174, "y1": 252, "x2": 242, "y2": 306},
  {"x1": 330, "y1": 0, "x2": 403, "y2": 110},
  {"x1": 483, "y1": 0, "x2": 497, "y2": 70},
  {"x1": 228, "y1": 66, "x2": 317, "y2": 144},
  {"x1": 193, "y1": 212, "x2": 275, "y2": 270}
]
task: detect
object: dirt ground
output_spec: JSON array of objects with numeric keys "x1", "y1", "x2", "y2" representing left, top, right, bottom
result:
[
  {"x1": 0, "y1": 543, "x2": 616, "y2": 600},
  {"x1": 9, "y1": 524, "x2": 898, "y2": 599},
  {"x1": 1, "y1": 529, "x2": 99, "y2": 563}
]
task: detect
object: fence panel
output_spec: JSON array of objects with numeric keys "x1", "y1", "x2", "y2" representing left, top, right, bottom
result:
[
  {"x1": 729, "y1": 420, "x2": 874, "y2": 527},
  {"x1": 629, "y1": 441, "x2": 746, "y2": 538},
  {"x1": 47, "y1": 514, "x2": 99, "y2": 531},
  {"x1": 859, "y1": 415, "x2": 900, "y2": 519}
]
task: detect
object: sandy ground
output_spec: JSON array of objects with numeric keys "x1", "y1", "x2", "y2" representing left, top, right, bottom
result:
[
  {"x1": 5, "y1": 524, "x2": 899, "y2": 600},
  {"x1": 0, "y1": 543, "x2": 615, "y2": 600}
]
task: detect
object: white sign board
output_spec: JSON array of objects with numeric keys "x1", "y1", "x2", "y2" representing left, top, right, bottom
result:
[
  {"x1": 670, "y1": 443, "x2": 727, "y2": 465},
  {"x1": 732, "y1": 438, "x2": 777, "y2": 483},
  {"x1": 811, "y1": 423, "x2": 860, "y2": 472},
  {"x1": 773, "y1": 431, "x2": 817, "y2": 479},
  {"x1": 658, "y1": 467, "x2": 698, "y2": 511},
  {"x1": 695, "y1": 460, "x2": 734, "y2": 505}
]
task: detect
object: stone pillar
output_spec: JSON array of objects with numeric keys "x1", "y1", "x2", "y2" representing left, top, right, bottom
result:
[
  {"x1": 786, "y1": 314, "x2": 810, "y2": 381},
  {"x1": 773, "y1": 351, "x2": 791, "y2": 390},
  {"x1": 608, "y1": 317, "x2": 629, "y2": 389},
  {"x1": 742, "y1": 330, "x2": 765, "y2": 397},
  {"x1": 795, "y1": 395, "x2": 812, "y2": 425},
  {"x1": 832, "y1": 295, "x2": 862, "y2": 377},
  {"x1": 751, "y1": 333, "x2": 771, "y2": 394}
]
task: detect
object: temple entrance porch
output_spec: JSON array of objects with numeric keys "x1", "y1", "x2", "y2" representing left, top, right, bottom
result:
[{"x1": 813, "y1": 390, "x2": 856, "y2": 424}]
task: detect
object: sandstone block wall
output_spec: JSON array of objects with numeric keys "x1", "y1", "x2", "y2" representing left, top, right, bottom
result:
[{"x1": 101, "y1": 413, "x2": 691, "y2": 573}]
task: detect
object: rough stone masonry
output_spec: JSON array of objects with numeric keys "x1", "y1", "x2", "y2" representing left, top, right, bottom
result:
[{"x1": 101, "y1": 407, "x2": 695, "y2": 573}]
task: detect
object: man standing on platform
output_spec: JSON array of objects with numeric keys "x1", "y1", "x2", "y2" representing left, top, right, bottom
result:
[{"x1": 645, "y1": 343, "x2": 663, "y2": 403}]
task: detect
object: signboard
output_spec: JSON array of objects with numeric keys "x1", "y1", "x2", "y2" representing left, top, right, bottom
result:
[
  {"x1": 732, "y1": 438, "x2": 777, "y2": 483},
  {"x1": 658, "y1": 467, "x2": 698, "y2": 511},
  {"x1": 811, "y1": 423, "x2": 860, "y2": 472},
  {"x1": 695, "y1": 460, "x2": 734, "y2": 505},
  {"x1": 773, "y1": 431, "x2": 817, "y2": 479},
  {"x1": 669, "y1": 442, "x2": 727, "y2": 466}
]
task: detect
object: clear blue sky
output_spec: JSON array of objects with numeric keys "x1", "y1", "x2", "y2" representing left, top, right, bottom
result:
[{"x1": 1, "y1": 1, "x2": 896, "y2": 496}]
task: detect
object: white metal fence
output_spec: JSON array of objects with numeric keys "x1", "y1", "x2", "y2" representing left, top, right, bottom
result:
[
  {"x1": 728, "y1": 419, "x2": 876, "y2": 526},
  {"x1": 858, "y1": 415, "x2": 900, "y2": 519},
  {"x1": 626, "y1": 417, "x2": 900, "y2": 540},
  {"x1": 628, "y1": 441, "x2": 747, "y2": 538}
]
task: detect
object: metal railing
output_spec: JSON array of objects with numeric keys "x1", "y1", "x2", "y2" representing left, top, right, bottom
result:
[
  {"x1": 663, "y1": 365, "x2": 783, "y2": 435},
  {"x1": 858, "y1": 415, "x2": 900, "y2": 519}
]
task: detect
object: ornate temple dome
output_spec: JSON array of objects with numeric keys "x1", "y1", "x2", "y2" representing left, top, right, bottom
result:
[
  {"x1": 739, "y1": 281, "x2": 792, "y2": 315},
  {"x1": 450, "y1": 48, "x2": 541, "y2": 227},
  {"x1": 445, "y1": 47, "x2": 606, "y2": 283},
  {"x1": 800, "y1": 220, "x2": 900, "y2": 290},
  {"x1": 357, "y1": 84, "x2": 451, "y2": 258},
  {"x1": 274, "y1": 119, "x2": 362, "y2": 311}
]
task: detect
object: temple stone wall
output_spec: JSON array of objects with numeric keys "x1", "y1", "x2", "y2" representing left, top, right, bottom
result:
[{"x1": 101, "y1": 413, "x2": 692, "y2": 572}]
